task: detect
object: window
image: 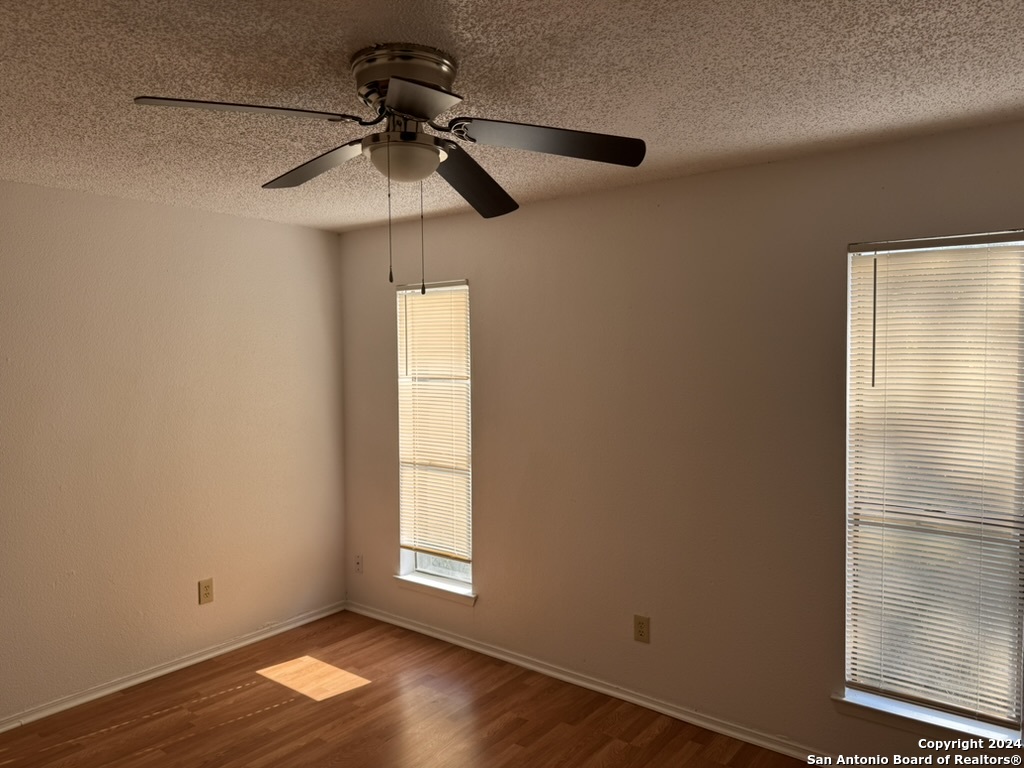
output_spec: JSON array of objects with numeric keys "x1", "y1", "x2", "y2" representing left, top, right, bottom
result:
[
  {"x1": 396, "y1": 282, "x2": 473, "y2": 595},
  {"x1": 845, "y1": 232, "x2": 1024, "y2": 738}
]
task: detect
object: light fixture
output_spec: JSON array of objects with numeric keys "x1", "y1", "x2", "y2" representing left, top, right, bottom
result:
[{"x1": 363, "y1": 131, "x2": 449, "y2": 183}]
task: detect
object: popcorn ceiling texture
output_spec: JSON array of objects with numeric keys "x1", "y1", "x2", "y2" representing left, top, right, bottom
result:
[{"x1": 1, "y1": 0, "x2": 1023, "y2": 231}]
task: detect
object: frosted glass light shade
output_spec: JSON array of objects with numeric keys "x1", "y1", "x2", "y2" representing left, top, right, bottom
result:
[{"x1": 370, "y1": 141, "x2": 441, "y2": 182}]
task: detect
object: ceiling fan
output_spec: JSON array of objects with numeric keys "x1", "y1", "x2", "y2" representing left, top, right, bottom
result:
[{"x1": 135, "y1": 43, "x2": 647, "y2": 218}]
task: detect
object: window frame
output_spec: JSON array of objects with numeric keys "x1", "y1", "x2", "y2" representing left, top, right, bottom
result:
[
  {"x1": 842, "y1": 230, "x2": 1024, "y2": 740},
  {"x1": 394, "y1": 281, "x2": 475, "y2": 603}
]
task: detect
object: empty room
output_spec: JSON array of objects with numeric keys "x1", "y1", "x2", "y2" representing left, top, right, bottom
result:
[{"x1": 3, "y1": 1, "x2": 1024, "y2": 765}]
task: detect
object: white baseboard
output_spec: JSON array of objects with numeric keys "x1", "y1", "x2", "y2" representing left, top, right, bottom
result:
[
  {"x1": 0, "y1": 601, "x2": 347, "y2": 735},
  {"x1": 345, "y1": 601, "x2": 815, "y2": 761}
]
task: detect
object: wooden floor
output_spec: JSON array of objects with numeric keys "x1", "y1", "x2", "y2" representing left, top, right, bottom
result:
[{"x1": 0, "y1": 611, "x2": 802, "y2": 768}]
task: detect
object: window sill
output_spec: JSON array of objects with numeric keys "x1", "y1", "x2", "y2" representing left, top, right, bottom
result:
[
  {"x1": 394, "y1": 573, "x2": 477, "y2": 606},
  {"x1": 835, "y1": 688, "x2": 1021, "y2": 742}
]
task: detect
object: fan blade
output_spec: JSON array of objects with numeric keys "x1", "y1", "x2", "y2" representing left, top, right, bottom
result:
[
  {"x1": 134, "y1": 96, "x2": 362, "y2": 123},
  {"x1": 449, "y1": 117, "x2": 646, "y2": 167},
  {"x1": 385, "y1": 77, "x2": 462, "y2": 121},
  {"x1": 435, "y1": 142, "x2": 518, "y2": 218},
  {"x1": 262, "y1": 138, "x2": 364, "y2": 189}
]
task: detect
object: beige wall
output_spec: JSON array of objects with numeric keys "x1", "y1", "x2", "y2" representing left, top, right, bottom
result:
[
  {"x1": 0, "y1": 182, "x2": 346, "y2": 726},
  {"x1": 339, "y1": 119, "x2": 1024, "y2": 755}
]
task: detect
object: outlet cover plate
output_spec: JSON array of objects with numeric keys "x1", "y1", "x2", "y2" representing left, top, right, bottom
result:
[
  {"x1": 634, "y1": 614, "x2": 650, "y2": 643},
  {"x1": 198, "y1": 578, "x2": 214, "y2": 605}
]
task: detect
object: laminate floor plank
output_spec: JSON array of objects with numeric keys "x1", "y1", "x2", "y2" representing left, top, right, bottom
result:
[{"x1": 0, "y1": 611, "x2": 804, "y2": 768}]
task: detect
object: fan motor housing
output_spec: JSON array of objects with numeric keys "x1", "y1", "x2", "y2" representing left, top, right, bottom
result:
[{"x1": 351, "y1": 43, "x2": 458, "y2": 112}]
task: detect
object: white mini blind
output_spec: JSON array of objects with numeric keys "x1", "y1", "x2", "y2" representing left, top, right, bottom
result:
[
  {"x1": 397, "y1": 282, "x2": 472, "y2": 563},
  {"x1": 846, "y1": 236, "x2": 1024, "y2": 729}
]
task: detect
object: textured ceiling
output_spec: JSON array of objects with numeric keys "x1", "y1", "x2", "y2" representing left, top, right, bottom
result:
[{"x1": 2, "y1": 0, "x2": 1024, "y2": 232}]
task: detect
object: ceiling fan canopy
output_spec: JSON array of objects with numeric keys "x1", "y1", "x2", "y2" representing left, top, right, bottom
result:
[{"x1": 134, "y1": 42, "x2": 646, "y2": 218}]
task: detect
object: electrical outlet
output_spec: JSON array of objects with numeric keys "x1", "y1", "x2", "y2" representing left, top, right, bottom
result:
[
  {"x1": 354, "y1": 554, "x2": 363, "y2": 574},
  {"x1": 198, "y1": 578, "x2": 214, "y2": 605},
  {"x1": 634, "y1": 614, "x2": 651, "y2": 644}
]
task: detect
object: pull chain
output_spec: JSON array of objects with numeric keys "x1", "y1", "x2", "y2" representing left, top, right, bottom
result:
[
  {"x1": 387, "y1": 138, "x2": 394, "y2": 283},
  {"x1": 420, "y1": 180, "x2": 426, "y2": 294}
]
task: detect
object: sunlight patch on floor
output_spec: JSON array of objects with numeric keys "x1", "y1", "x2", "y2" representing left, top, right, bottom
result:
[{"x1": 257, "y1": 656, "x2": 371, "y2": 701}]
